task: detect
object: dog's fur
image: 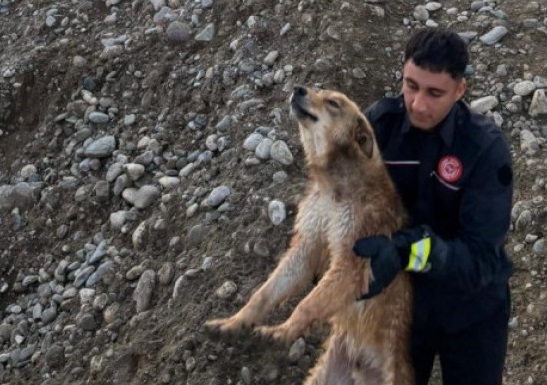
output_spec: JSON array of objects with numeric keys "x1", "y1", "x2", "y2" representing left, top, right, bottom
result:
[{"x1": 206, "y1": 86, "x2": 414, "y2": 385}]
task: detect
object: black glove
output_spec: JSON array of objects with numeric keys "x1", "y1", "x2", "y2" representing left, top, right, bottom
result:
[
  {"x1": 393, "y1": 225, "x2": 448, "y2": 277},
  {"x1": 353, "y1": 235, "x2": 402, "y2": 299},
  {"x1": 353, "y1": 225, "x2": 449, "y2": 300}
]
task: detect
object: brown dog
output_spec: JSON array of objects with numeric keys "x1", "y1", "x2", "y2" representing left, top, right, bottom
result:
[{"x1": 206, "y1": 86, "x2": 414, "y2": 385}]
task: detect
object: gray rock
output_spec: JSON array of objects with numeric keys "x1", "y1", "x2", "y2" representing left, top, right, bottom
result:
[
  {"x1": 243, "y1": 133, "x2": 264, "y2": 151},
  {"x1": 195, "y1": 23, "x2": 215, "y2": 42},
  {"x1": 88, "y1": 240, "x2": 108, "y2": 264},
  {"x1": 134, "y1": 270, "x2": 156, "y2": 313},
  {"x1": 84, "y1": 136, "x2": 117, "y2": 158},
  {"x1": 215, "y1": 115, "x2": 231, "y2": 133},
  {"x1": 204, "y1": 186, "x2": 230, "y2": 207},
  {"x1": 78, "y1": 313, "x2": 98, "y2": 331},
  {"x1": 166, "y1": 21, "x2": 191, "y2": 44},
  {"x1": 288, "y1": 338, "x2": 306, "y2": 363},
  {"x1": 470, "y1": 1, "x2": 485, "y2": 12},
  {"x1": 86, "y1": 261, "x2": 115, "y2": 287},
  {"x1": 100, "y1": 45, "x2": 124, "y2": 60},
  {"x1": 158, "y1": 262, "x2": 175, "y2": 285},
  {"x1": 264, "y1": 51, "x2": 279, "y2": 66},
  {"x1": 41, "y1": 307, "x2": 58, "y2": 324},
  {"x1": 150, "y1": 0, "x2": 165, "y2": 11},
  {"x1": 187, "y1": 224, "x2": 208, "y2": 246},
  {"x1": 479, "y1": 26, "x2": 508, "y2": 45},
  {"x1": 88, "y1": 111, "x2": 110, "y2": 124},
  {"x1": 0, "y1": 182, "x2": 42, "y2": 210},
  {"x1": 532, "y1": 239, "x2": 547, "y2": 256},
  {"x1": 153, "y1": 6, "x2": 178, "y2": 24},
  {"x1": 122, "y1": 185, "x2": 161, "y2": 209},
  {"x1": 45, "y1": 344, "x2": 65, "y2": 368}
]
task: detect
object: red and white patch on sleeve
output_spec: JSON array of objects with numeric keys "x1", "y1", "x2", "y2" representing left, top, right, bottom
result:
[{"x1": 437, "y1": 156, "x2": 463, "y2": 183}]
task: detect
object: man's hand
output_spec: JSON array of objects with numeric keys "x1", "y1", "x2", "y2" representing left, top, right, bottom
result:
[
  {"x1": 393, "y1": 225, "x2": 448, "y2": 277},
  {"x1": 353, "y1": 235, "x2": 402, "y2": 299},
  {"x1": 353, "y1": 226, "x2": 449, "y2": 299}
]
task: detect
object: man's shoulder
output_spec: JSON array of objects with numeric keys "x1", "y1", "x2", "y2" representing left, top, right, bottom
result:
[
  {"x1": 457, "y1": 101, "x2": 506, "y2": 145},
  {"x1": 364, "y1": 96, "x2": 405, "y2": 124},
  {"x1": 456, "y1": 101, "x2": 510, "y2": 159}
]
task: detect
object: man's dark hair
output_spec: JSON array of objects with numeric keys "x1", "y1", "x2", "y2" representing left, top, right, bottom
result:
[{"x1": 404, "y1": 28, "x2": 469, "y2": 79}]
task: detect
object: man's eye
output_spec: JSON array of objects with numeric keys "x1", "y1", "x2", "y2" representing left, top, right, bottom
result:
[{"x1": 326, "y1": 99, "x2": 340, "y2": 109}]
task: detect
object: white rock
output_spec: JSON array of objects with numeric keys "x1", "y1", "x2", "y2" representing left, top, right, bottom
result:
[
  {"x1": 158, "y1": 176, "x2": 180, "y2": 190},
  {"x1": 513, "y1": 81, "x2": 536, "y2": 96},
  {"x1": 255, "y1": 138, "x2": 273, "y2": 159},
  {"x1": 122, "y1": 185, "x2": 161, "y2": 209},
  {"x1": 20, "y1": 164, "x2": 37, "y2": 178},
  {"x1": 132, "y1": 221, "x2": 147, "y2": 249},
  {"x1": 520, "y1": 129, "x2": 540, "y2": 156},
  {"x1": 470, "y1": 96, "x2": 499, "y2": 114},
  {"x1": 413, "y1": 5, "x2": 429, "y2": 21},
  {"x1": 110, "y1": 211, "x2": 127, "y2": 229},
  {"x1": 425, "y1": 2, "x2": 442, "y2": 11},
  {"x1": 124, "y1": 163, "x2": 145, "y2": 181},
  {"x1": 215, "y1": 281, "x2": 237, "y2": 299},
  {"x1": 529, "y1": 89, "x2": 547, "y2": 116},
  {"x1": 205, "y1": 134, "x2": 218, "y2": 151},
  {"x1": 270, "y1": 140, "x2": 294, "y2": 165},
  {"x1": 268, "y1": 200, "x2": 286, "y2": 225},
  {"x1": 150, "y1": 0, "x2": 165, "y2": 11}
]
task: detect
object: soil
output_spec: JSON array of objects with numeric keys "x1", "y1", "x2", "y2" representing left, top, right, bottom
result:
[{"x1": 1, "y1": 0, "x2": 547, "y2": 384}]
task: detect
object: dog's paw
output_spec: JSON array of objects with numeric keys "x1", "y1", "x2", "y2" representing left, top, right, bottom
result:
[
  {"x1": 254, "y1": 323, "x2": 302, "y2": 345},
  {"x1": 204, "y1": 317, "x2": 250, "y2": 337}
]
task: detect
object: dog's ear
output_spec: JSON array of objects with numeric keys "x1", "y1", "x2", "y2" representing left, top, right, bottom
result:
[{"x1": 356, "y1": 117, "x2": 374, "y2": 158}]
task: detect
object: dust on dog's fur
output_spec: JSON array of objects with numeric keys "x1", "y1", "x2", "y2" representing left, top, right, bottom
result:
[{"x1": 206, "y1": 86, "x2": 414, "y2": 385}]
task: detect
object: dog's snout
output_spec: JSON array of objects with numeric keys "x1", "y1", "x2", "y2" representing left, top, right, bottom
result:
[{"x1": 293, "y1": 86, "x2": 307, "y2": 97}]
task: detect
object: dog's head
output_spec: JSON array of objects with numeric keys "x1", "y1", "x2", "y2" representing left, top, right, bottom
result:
[{"x1": 290, "y1": 86, "x2": 379, "y2": 168}]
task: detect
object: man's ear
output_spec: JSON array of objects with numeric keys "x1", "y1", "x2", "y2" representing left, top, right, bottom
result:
[
  {"x1": 356, "y1": 117, "x2": 374, "y2": 159},
  {"x1": 455, "y1": 78, "x2": 467, "y2": 101}
]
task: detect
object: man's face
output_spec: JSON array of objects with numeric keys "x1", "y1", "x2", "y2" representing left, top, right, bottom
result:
[{"x1": 402, "y1": 60, "x2": 466, "y2": 131}]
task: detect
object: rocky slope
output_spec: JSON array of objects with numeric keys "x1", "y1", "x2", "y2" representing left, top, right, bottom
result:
[{"x1": 1, "y1": 0, "x2": 547, "y2": 384}]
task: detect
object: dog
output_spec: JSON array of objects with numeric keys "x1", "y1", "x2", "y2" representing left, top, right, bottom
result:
[{"x1": 206, "y1": 86, "x2": 414, "y2": 385}]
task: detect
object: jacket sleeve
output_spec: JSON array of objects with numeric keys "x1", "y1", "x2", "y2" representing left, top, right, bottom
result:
[{"x1": 437, "y1": 134, "x2": 513, "y2": 295}]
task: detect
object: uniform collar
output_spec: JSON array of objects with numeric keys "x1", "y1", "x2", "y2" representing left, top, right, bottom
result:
[{"x1": 400, "y1": 100, "x2": 462, "y2": 148}]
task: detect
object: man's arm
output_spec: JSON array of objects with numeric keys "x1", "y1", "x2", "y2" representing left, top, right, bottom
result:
[{"x1": 439, "y1": 134, "x2": 513, "y2": 295}]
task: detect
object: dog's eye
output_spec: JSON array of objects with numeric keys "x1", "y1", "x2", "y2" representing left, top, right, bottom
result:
[
  {"x1": 326, "y1": 99, "x2": 340, "y2": 109},
  {"x1": 326, "y1": 99, "x2": 340, "y2": 108}
]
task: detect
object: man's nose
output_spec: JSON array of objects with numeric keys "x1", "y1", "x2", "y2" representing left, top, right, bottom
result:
[{"x1": 412, "y1": 92, "x2": 427, "y2": 112}]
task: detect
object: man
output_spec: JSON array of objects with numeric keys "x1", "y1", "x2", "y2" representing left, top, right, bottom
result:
[{"x1": 353, "y1": 28, "x2": 513, "y2": 385}]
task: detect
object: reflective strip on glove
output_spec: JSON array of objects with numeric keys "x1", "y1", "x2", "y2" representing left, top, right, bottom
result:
[{"x1": 405, "y1": 237, "x2": 431, "y2": 272}]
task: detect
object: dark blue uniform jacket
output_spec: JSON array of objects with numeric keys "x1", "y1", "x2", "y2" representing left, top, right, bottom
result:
[{"x1": 365, "y1": 96, "x2": 513, "y2": 332}]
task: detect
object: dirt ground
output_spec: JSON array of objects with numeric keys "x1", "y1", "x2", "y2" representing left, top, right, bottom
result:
[{"x1": 1, "y1": 0, "x2": 547, "y2": 384}]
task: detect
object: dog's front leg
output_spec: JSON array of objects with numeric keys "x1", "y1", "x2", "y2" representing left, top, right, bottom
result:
[
  {"x1": 205, "y1": 233, "x2": 323, "y2": 335},
  {"x1": 255, "y1": 253, "x2": 369, "y2": 342}
]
